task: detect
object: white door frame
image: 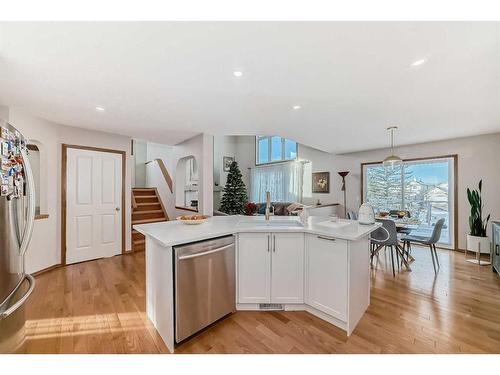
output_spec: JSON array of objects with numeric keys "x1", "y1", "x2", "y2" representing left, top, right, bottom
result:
[{"x1": 62, "y1": 144, "x2": 126, "y2": 265}]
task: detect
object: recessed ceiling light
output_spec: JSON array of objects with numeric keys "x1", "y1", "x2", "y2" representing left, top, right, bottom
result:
[
  {"x1": 292, "y1": 105, "x2": 301, "y2": 110},
  {"x1": 95, "y1": 106, "x2": 105, "y2": 112},
  {"x1": 411, "y1": 59, "x2": 426, "y2": 67},
  {"x1": 233, "y1": 71, "x2": 243, "y2": 77}
]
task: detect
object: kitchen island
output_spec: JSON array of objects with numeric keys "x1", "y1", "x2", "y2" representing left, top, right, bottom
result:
[{"x1": 134, "y1": 215, "x2": 380, "y2": 353}]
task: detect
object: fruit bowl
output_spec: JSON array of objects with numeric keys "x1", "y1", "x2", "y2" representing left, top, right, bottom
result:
[{"x1": 176, "y1": 214, "x2": 209, "y2": 225}]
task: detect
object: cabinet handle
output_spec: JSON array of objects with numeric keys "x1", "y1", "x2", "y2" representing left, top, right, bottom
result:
[
  {"x1": 267, "y1": 234, "x2": 270, "y2": 252},
  {"x1": 273, "y1": 235, "x2": 276, "y2": 252},
  {"x1": 317, "y1": 235, "x2": 336, "y2": 242},
  {"x1": 496, "y1": 244, "x2": 499, "y2": 256}
]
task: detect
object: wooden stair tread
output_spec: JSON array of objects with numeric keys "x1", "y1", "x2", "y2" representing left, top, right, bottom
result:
[
  {"x1": 132, "y1": 187, "x2": 169, "y2": 252},
  {"x1": 132, "y1": 218, "x2": 167, "y2": 224},
  {"x1": 132, "y1": 209, "x2": 164, "y2": 215}
]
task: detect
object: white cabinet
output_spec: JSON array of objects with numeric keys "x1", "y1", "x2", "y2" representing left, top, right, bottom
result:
[
  {"x1": 305, "y1": 234, "x2": 348, "y2": 321},
  {"x1": 237, "y1": 232, "x2": 304, "y2": 305},
  {"x1": 271, "y1": 233, "x2": 304, "y2": 303},
  {"x1": 237, "y1": 233, "x2": 271, "y2": 303}
]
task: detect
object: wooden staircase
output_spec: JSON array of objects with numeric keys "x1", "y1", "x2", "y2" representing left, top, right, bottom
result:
[{"x1": 132, "y1": 188, "x2": 169, "y2": 251}]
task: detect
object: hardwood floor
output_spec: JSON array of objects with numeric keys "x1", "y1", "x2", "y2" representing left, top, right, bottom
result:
[{"x1": 25, "y1": 246, "x2": 500, "y2": 354}]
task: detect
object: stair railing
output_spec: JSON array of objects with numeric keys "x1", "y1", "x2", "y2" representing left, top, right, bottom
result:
[{"x1": 145, "y1": 158, "x2": 173, "y2": 193}]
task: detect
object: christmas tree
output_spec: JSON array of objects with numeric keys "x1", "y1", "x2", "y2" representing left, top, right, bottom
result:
[{"x1": 220, "y1": 161, "x2": 248, "y2": 215}]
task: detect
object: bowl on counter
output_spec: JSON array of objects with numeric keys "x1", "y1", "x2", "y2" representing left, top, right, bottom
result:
[{"x1": 176, "y1": 214, "x2": 210, "y2": 225}]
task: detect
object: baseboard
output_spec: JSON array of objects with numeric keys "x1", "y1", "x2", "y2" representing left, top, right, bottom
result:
[{"x1": 32, "y1": 264, "x2": 61, "y2": 277}]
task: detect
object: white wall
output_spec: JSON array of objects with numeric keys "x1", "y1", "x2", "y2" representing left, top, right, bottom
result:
[
  {"x1": 212, "y1": 135, "x2": 255, "y2": 211},
  {"x1": 133, "y1": 139, "x2": 147, "y2": 188},
  {"x1": 7, "y1": 108, "x2": 133, "y2": 274},
  {"x1": 144, "y1": 142, "x2": 176, "y2": 218},
  {"x1": 0, "y1": 105, "x2": 9, "y2": 120},
  {"x1": 145, "y1": 134, "x2": 213, "y2": 219},
  {"x1": 234, "y1": 136, "x2": 255, "y2": 193},
  {"x1": 298, "y1": 144, "x2": 339, "y2": 206},
  {"x1": 213, "y1": 135, "x2": 240, "y2": 210},
  {"x1": 213, "y1": 136, "x2": 237, "y2": 189}
]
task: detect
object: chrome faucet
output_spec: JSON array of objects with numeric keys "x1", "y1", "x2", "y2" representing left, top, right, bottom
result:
[{"x1": 265, "y1": 191, "x2": 271, "y2": 220}]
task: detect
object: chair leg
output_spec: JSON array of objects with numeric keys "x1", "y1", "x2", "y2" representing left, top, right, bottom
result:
[
  {"x1": 395, "y1": 245, "x2": 400, "y2": 271},
  {"x1": 429, "y1": 244, "x2": 437, "y2": 273},
  {"x1": 433, "y1": 244, "x2": 440, "y2": 268},
  {"x1": 396, "y1": 244, "x2": 411, "y2": 271},
  {"x1": 371, "y1": 244, "x2": 384, "y2": 267},
  {"x1": 390, "y1": 246, "x2": 396, "y2": 277},
  {"x1": 402, "y1": 241, "x2": 409, "y2": 263}
]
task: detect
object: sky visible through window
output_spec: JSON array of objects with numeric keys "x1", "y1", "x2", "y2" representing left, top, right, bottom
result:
[
  {"x1": 406, "y1": 162, "x2": 448, "y2": 184},
  {"x1": 256, "y1": 136, "x2": 297, "y2": 165}
]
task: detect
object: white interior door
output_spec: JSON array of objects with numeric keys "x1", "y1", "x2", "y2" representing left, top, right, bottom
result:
[{"x1": 66, "y1": 148, "x2": 122, "y2": 264}]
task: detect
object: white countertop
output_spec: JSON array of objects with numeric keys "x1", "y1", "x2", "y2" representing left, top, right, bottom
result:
[{"x1": 134, "y1": 215, "x2": 381, "y2": 248}]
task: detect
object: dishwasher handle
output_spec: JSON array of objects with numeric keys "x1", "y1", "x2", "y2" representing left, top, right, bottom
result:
[{"x1": 178, "y1": 243, "x2": 233, "y2": 261}]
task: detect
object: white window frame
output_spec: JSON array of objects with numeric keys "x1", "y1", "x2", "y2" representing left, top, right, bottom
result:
[{"x1": 255, "y1": 136, "x2": 298, "y2": 166}]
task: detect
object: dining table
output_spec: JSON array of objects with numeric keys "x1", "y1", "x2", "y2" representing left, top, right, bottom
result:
[
  {"x1": 375, "y1": 215, "x2": 420, "y2": 232},
  {"x1": 374, "y1": 215, "x2": 421, "y2": 264}
]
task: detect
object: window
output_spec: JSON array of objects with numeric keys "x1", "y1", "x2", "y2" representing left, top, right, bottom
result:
[
  {"x1": 256, "y1": 136, "x2": 297, "y2": 165},
  {"x1": 362, "y1": 157, "x2": 455, "y2": 246},
  {"x1": 250, "y1": 161, "x2": 304, "y2": 203}
]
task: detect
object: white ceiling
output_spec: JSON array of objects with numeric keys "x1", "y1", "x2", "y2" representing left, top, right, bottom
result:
[{"x1": 0, "y1": 22, "x2": 498, "y2": 153}]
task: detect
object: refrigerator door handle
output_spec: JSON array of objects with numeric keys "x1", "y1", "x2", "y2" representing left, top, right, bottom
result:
[
  {"x1": 0, "y1": 274, "x2": 35, "y2": 319},
  {"x1": 18, "y1": 149, "x2": 36, "y2": 257}
]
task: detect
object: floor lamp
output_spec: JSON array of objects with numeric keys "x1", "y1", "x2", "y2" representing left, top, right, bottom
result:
[{"x1": 338, "y1": 171, "x2": 349, "y2": 218}]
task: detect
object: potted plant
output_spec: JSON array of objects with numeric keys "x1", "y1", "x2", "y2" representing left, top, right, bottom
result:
[{"x1": 466, "y1": 180, "x2": 491, "y2": 263}]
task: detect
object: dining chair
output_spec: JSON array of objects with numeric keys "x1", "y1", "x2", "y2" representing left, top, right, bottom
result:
[
  {"x1": 400, "y1": 218, "x2": 445, "y2": 273},
  {"x1": 371, "y1": 219, "x2": 411, "y2": 276}
]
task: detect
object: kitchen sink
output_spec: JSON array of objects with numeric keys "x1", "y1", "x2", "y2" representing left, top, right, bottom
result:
[{"x1": 237, "y1": 220, "x2": 304, "y2": 228}]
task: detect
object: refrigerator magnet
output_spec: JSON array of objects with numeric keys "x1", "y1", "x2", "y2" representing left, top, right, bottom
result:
[
  {"x1": 1, "y1": 158, "x2": 9, "y2": 171},
  {"x1": 1, "y1": 184, "x2": 8, "y2": 196}
]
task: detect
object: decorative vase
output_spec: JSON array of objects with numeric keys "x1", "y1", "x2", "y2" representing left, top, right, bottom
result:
[
  {"x1": 466, "y1": 234, "x2": 490, "y2": 254},
  {"x1": 466, "y1": 234, "x2": 491, "y2": 265}
]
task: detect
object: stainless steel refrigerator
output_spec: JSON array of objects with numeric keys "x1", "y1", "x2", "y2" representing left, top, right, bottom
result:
[{"x1": 0, "y1": 120, "x2": 36, "y2": 353}]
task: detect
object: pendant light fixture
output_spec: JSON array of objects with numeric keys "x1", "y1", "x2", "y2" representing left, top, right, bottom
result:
[{"x1": 383, "y1": 126, "x2": 402, "y2": 169}]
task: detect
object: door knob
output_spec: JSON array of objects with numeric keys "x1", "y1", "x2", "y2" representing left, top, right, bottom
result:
[{"x1": 115, "y1": 207, "x2": 121, "y2": 211}]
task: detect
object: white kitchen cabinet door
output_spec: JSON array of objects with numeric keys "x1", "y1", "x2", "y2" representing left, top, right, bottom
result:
[
  {"x1": 237, "y1": 233, "x2": 271, "y2": 304},
  {"x1": 271, "y1": 233, "x2": 304, "y2": 304},
  {"x1": 305, "y1": 234, "x2": 348, "y2": 321}
]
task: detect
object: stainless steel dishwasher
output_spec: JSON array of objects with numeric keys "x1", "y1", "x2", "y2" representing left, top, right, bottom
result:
[{"x1": 174, "y1": 235, "x2": 235, "y2": 343}]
